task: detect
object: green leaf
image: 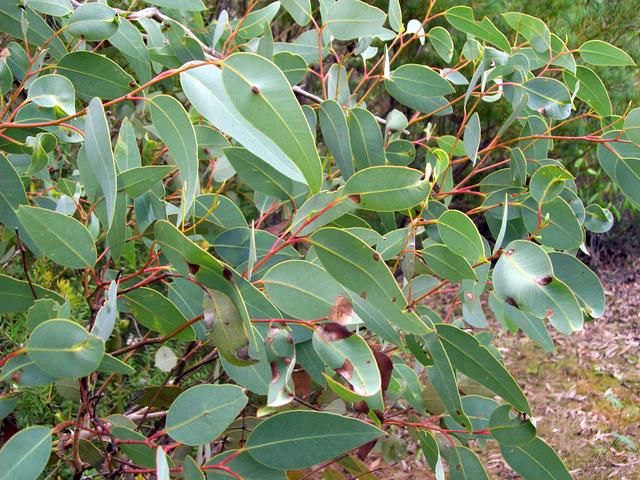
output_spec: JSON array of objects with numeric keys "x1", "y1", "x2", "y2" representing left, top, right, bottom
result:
[
  {"x1": 327, "y1": 63, "x2": 350, "y2": 104},
  {"x1": 423, "y1": 244, "x2": 477, "y2": 282},
  {"x1": 489, "y1": 404, "x2": 536, "y2": 446},
  {"x1": 500, "y1": 437, "x2": 572, "y2": 480},
  {"x1": 490, "y1": 295, "x2": 555, "y2": 352},
  {"x1": 106, "y1": 190, "x2": 128, "y2": 260},
  {"x1": 311, "y1": 227, "x2": 429, "y2": 335},
  {"x1": 319, "y1": 100, "x2": 354, "y2": 179},
  {"x1": 502, "y1": 12, "x2": 550, "y2": 52},
  {"x1": 347, "y1": 108, "x2": 386, "y2": 170},
  {"x1": 549, "y1": 252, "x2": 604, "y2": 318},
  {"x1": 0, "y1": 273, "x2": 63, "y2": 315},
  {"x1": 564, "y1": 66, "x2": 612, "y2": 117},
  {"x1": 165, "y1": 384, "x2": 248, "y2": 446},
  {"x1": 27, "y1": 319, "x2": 104, "y2": 378},
  {"x1": 144, "y1": 0, "x2": 205, "y2": 11},
  {"x1": 156, "y1": 447, "x2": 170, "y2": 480},
  {"x1": 205, "y1": 450, "x2": 286, "y2": 480},
  {"x1": 237, "y1": 2, "x2": 281, "y2": 39},
  {"x1": 223, "y1": 53, "x2": 321, "y2": 191},
  {"x1": 68, "y1": 3, "x2": 118, "y2": 41},
  {"x1": 56, "y1": 51, "x2": 136, "y2": 100},
  {"x1": 27, "y1": 74, "x2": 75, "y2": 115},
  {"x1": 246, "y1": 410, "x2": 383, "y2": 469},
  {"x1": 181, "y1": 58, "x2": 321, "y2": 192},
  {"x1": 510, "y1": 148, "x2": 527, "y2": 185},
  {"x1": 118, "y1": 166, "x2": 173, "y2": 198},
  {"x1": 213, "y1": 227, "x2": 298, "y2": 272},
  {"x1": 0, "y1": 353, "x2": 54, "y2": 387},
  {"x1": 98, "y1": 352, "x2": 134, "y2": 375},
  {"x1": 111, "y1": 426, "x2": 157, "y2": 468},
  {"x1": 109, "y1": 17, "x2": 152, "y2": 84},
  {"x1": 273, "y1": 51, "x2": 307, "y2": 85},
  {"x1": 154, "y1": 219, "x2": 224, "y2": 276},
  {"x1": 351, "y1": 296, "x2": 403, "y2": 346},
  {"x1": 27, "y1": 298, "x2": 68, "y2": 332},
  {"x1": 27, "y1": 0, "x2": 72, "y2": 16},
  {"x1": 448, "y1": 446, "x2": 489, "y2": 480},
  {"x1": 183, "y1": 456, "x2": 205, "y2": 480},
  {"x1": 529, "y1": 165, "x2": 572, "y2": 204},
  {"x1": 438, "y1": 209, "x2": 485, "y2": 263},
  {"x1": 193, "y1": 194, "x2": 247, "y2": 231},
  {"x1": 221, "y1": 340, "x2": 271, "y2": 396},
  {"x1": 624, "y1": 107, "x2": 640, "y2": 145},
  {"x1": 521, "y1": 196, "x2": 584, "y2": 250},
  {"x1": 436, "y1": 324, "x2": 531, "y2": 414},
  {"x1": 265, "y1": 325, "x2": 296, "y2": 406},
  {"x1": 0, "y1": 2, "x2": 67, "y2": 59},
  {"x1": 388, "y1": 0, "x2": 402, "y2": 33},
  {"x1": 326, "y1": 0, "x2": 386, "y2": 41},
  {"x1": 274, "y1": 30, "x2": 328, "y2": 63},
  {"x1": 224, "y1": 146, "x2": 298, "y2": 200},
  {"x1": 257, "y1": 20, "x2": 273, "y2": 59},
  {"x1": 517, "y1": 116, "x2": 551, "y2": 161},
  {"x1": 85, "y1": 98, "x2": 117, "y2": 226},
  {"x1": 463, "y1": 112, "x2": 481, "y2": 166},
  {"x1": 385, "y1": 64, "x2": 454, "y2": 112},
  {"x1": 291, "y1": 191, "x2": 356, "y2": 236},
  {"x1": 428, "y1": 26, "x2": 453, "y2": 63},
  {"x1": 424, "y1": 328, "x2": 472, "y2": 430},
  {"x1": 123, "y1": 287, "x2": 196, "y2": 340},
  {"x1": 204, "y1": 289, "x2": 251, "y2": 366},
  {"x1": 0, "y1": 395, "x2": 18, "y2": 421},
  {"x1": 386, "y1": 139, "x2": 415, "y2": 166},
  {"x1": 0, "y1": 426, "x2": 52, "y2": 480},
  {"x1": 596, "y1": 132, "x2": 640, "y2": 208},
  {"x1": 0, "y1": 153, "x2": 40, "y2": 252},
  {"x1": 281, "y1": 0, "x2": 312, "y2": 26},
  {"x1": 584, "y1": 204, "x2": 614, "y2": 233},
  {"x1": 92, "y1": 280, "x2": 118, "y2": 341},
  {"x1": 445, "y1": 6, "x2": 511, "y2": 54},
  {"x1": 17, "y1": 206, "x2": 97, "y2": 269},
  {"x1": 313, "y1": 323, "x2": 381, "y2": 397},
  {"x1": 493, "y1": 240, "x2": 583, "y2": 334},
  {"x1": 579, "y1": 40, "x2": 635, "y2": 66},
  {"x1": 114, "y1": 118, "x2": 141, "y2": 172},
  {"x1": 0, "y1": 59, "x2": 12, "y2": 94},
  {"x1": 24, "y1": 132, "x2": 55, "y2": 175},
  {"x1": 443, "y1": 395, "x2": 499, "y2": 440},
  {"x1": 149, "y1": 94, "x2": 199, "y2": 217},
  {"x1": 418, "y1": 431, "x2": 445, "y2": 478},
  {"x1": 263, "y1": 260, "x2": 345, "y2": 320},
  {"x1": 343, "y1": 166, "x2": 430, "y2": 211},
  {"x1": 522, "y1": 78, "x2": 572, "y2": 120}
]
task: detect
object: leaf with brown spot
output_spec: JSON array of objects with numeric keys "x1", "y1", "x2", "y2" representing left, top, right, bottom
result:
[
  {"x1": 312, "y1": 323, "x2": 381, "y2": 399},
  {"x1": 203, "y1": 289, "x2": 253, "y2": 366},
  {"x1": 329, "y1": 296, "x2": 354, "y2": 325},
  {"x1": 265, "y1": 326, "x2": 296, "y2": 407}
]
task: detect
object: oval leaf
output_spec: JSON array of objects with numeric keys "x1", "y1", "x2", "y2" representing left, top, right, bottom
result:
[
  {"x1": 165, "y1": 384, "x2": 248, "y2": 446},
  {"x1": 27, "y1": 319, "x2": 105, "y2": 378},
  {"x1": 246, "y1": 410, "x2": 383, "y2": 469},
  {"x1": 16, "y1": 206, "x2": 97, "y2": 269},
  {"x1": 343, "y1": 166, "x2": 430, "y2": 212},
  {"x1": 0, "y1": 426, "x2": 52, "y2": 480}
]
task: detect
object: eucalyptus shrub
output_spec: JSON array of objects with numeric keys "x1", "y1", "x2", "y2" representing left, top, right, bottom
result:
[{"x1": 0, "y1": 0, "x2": 638, "y2": 479}]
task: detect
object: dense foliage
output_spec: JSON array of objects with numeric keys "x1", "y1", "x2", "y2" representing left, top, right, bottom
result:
[{"x1": 0, "y1": 0, "x2": 639, "y2": 478}]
